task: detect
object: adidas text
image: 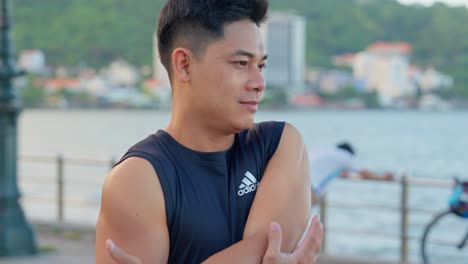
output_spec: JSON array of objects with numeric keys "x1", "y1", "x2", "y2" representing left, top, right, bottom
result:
[{"x1": 238, "y1": 182, "x2": 259, "y2": 196}]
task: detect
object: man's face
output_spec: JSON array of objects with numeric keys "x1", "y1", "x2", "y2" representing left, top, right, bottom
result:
[{"x1": 189, "y1": 19, "x2": 267, "y2": 132}]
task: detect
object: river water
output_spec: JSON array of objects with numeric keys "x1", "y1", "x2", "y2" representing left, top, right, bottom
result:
[{"x1": 16, "y1": 109, "x2": 468, "y2": 263}]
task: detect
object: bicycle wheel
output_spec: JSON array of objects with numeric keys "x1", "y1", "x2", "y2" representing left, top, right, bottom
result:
[{"x1": 421, "y1": 210, "x2": 468, "y2": 264}]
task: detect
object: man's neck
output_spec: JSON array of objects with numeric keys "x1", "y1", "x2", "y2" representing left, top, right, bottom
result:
[{"x1": 165, "y1": 113, "x2": 235, "y2": 153}]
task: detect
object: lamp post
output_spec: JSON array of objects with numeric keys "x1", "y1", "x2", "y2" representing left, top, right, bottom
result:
[{"x1": 0, "y1": 0, "x2": 37, "y2": 256}]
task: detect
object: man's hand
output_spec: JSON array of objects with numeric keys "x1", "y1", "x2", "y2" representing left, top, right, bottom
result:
[
  {"x1": 106, "y1": 215, "x2": 323, "y2": 264},
  {"x1": 263, "y1": 216, "x2": 323, "y2": 264},
  {"x1": 106, "y1": 239, "x2": 142, "y2": 264}
]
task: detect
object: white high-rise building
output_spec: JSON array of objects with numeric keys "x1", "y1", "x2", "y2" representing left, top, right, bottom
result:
[{"x1": 263, "y1": 13, "x2": 306, "y2": 91}]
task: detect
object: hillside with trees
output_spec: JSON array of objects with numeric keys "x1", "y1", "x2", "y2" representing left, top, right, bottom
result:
[{"x1": 12, "y1": 0, "x2": 468, "y2": 97}]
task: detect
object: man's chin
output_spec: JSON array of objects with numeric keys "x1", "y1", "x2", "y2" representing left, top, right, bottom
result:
[{"x1": 237, "y1": 118, "x2": 255, "y2": 131}]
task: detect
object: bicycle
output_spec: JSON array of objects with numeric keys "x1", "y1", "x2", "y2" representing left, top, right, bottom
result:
[{"x1": 420, "y1": 178, "x2": 468, "y2": 264}]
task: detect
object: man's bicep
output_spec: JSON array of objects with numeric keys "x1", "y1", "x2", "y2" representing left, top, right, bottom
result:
[
  {"x1": 95, "y1": 157, "x2": 169, "y2": 264},
  {"x1": 96, "y1": 212, "x2": 169, "y2": 264},
  {"x1": 243, "y1": 123, "x2": 311, "y2": 251}
]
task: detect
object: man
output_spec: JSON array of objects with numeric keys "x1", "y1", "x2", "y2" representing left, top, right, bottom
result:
[
  {"x1": 95, "y1": 0, "x2": 323, "y2": 263},
  {"x1": 309, "y1": 142, "x2": 394, "y2": 204}
]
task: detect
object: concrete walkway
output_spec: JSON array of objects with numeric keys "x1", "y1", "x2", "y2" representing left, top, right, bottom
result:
[
  {"x1": 0, "y1": 223, "x2": 95, "y2": 264},
  {"x1": 0, "y1": 222, "x2": 402, "y2": 264}
]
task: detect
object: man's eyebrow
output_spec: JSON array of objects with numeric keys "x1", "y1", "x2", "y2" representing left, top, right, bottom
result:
[{"x1": 230, "y1": 49, "x2": 268, "y2": 60}]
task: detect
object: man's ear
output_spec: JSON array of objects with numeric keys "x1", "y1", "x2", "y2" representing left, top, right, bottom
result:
[{"x1": 172, "y1": 48, "x2": 193, "y2": 83}]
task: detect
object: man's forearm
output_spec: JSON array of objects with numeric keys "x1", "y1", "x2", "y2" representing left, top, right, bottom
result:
[{"x1": 202, "y1": 232, "x2": 268, "y2": 264}]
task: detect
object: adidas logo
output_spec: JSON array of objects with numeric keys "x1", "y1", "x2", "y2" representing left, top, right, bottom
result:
[{"x1": 238, "y1": 171, "x2": 259, "y2": 196}]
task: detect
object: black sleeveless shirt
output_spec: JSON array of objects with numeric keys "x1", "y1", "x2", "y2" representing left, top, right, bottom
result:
[{"x1": 117, "y1": 121, "x2": 285, "y2": 263}]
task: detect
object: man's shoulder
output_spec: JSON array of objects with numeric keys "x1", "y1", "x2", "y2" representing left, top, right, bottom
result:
[
  {"x1": 259, "y1": 122, "x2": 305, "y2": 160},
  {"x1": 127, "y1": 132, "x2": 159, "y2": 152},
  {"x1": 101, "y1": 156, "x2": 164, "y2": 218},
  {"x1": 116, "y1": 131, "x2": 174, "y2": 168},
  {"x1": 278, "y1": 122, "x2": 305, "y2": 150},
  {"x1": 110, "y1": 157, "x2": 159, "y2": 185},
  {"x1": 98, "y1": 156, "x2": 167, "y2": 262}
]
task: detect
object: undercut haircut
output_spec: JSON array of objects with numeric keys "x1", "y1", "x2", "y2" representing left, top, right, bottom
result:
[{"x1": 157, "y1": 0, "x2": 269, "y2": 78}]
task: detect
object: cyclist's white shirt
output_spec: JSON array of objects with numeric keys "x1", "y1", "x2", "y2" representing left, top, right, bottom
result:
[{"x1": 309, "y1": 147, "x2": 360, "y2": 197}]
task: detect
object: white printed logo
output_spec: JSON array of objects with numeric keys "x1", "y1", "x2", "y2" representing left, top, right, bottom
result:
[{"x1": 238, "y1": 171, "x2": 259, "y2": 196}]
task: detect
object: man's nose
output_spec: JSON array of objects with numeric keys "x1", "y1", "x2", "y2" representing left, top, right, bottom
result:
[{"x1": 246, "y1": 67, "x2": 265, "y2": 92}]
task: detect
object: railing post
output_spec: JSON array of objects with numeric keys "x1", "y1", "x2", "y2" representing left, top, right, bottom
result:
[
  {"x1": 400, "y1": 176, "x2": 409, "y2": 264},
  {"x1": 57, "y1": 154, "x2": 64, "y2": 222},
  {"x1": 320, "y1": 194, "x2": 327, "y2": 254}
]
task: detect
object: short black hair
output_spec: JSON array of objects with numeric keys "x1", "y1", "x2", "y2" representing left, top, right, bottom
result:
[
  {"x1": 337, "y1": 142, "x2": 355, "y2": 156},
  {"x1": 157, "y1": 0, "x2": 269, "y2": 78}
]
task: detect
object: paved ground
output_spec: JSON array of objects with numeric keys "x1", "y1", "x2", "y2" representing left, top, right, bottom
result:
[
  {"x1": 0, "y1": 223, "x2": 95, "y2": 264},
  {"x1": 0, "y1": 222, "x2": 402, "y2": 264}
]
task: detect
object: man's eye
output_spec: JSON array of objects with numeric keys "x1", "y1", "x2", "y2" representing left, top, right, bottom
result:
[
  {"x1": 258, "y1": 64, "x2": 267, "y2": 71},
  {"x1": 234, "y1": 61, "x2": 248, "y2": 66}
]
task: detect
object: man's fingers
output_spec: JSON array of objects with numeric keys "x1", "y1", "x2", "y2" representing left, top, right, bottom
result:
[
  {"x1": 267, "y1": 222, "x2": 283, "y2": 254},
  {"x1": 311, "y1": 217, "x2": 324, "y2": 256},
  {"x1": 107, "y1": 239, "x2": 130, "y2": 263},
  {"x1": 296, "y1": 215, "x2": 323, "y2": 256},
  {"x1": 106, "y1": 239, "x2": 141, "y2": 264}
]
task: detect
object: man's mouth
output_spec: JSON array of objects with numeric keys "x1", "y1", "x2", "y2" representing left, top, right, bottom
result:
[{"x1": 239, "y1": 100, "x2": 260, "y2": 111}]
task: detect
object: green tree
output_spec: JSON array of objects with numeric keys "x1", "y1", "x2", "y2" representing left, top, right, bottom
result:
[{"x1": 11, "y1": 0, "x2": 468, "y2": 98}]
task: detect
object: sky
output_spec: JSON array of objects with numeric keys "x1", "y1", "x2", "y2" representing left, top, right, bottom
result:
[{"x1": 398, "y1": 0, "x2": 468, "y2": 7}]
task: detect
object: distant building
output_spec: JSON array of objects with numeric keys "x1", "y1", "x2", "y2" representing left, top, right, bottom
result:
[
  {"x1": 332, "y1": 53, "x2": 355, "y2": 67},
  {"x1": 332, "y1": 42, "x2": 454, "y2": 107},
  {"x1": 352, "y1": 42, "x2": 415, "y2": 100},
  {"x1": 320, "y1": 70, "x2": 354, "y2": 94},
  {"x1": 263, "y1": 13, "x2": 306, "y2": 92},
  {"x1": 104, "y1": 87, "x2": 153, "y2": 108},
  {"x1": 418, "y1": 68, "x2": 453, "y2": 92},
  {"x1": 143, "y1": 77, "x2": 171, "y2": 104},
  {"x1": 290, "y1": 94, "x2": 323, "y2": 108},
  {"x1": 104, "y1": 59, "x2": 139, "y2": 87},
  {"x1": 82, "y1": 76, "x2": 109, "y2": 97},
  {"x1": 419, "y1": 93, "x2": 451, "y2": 111},
  {"x1": 305, "y1": 68, "x2": 356, "y2": 94},
  {"x1": 18, "y1": 49, "x2": 46, "y2": 74},
  {"x1": 42, "y1": 78, "x2": 81, "y2": 93}
]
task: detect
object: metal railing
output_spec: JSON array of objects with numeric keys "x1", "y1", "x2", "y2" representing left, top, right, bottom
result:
[
  {"x1": 19, "y1": 154, "x2": 116, "y2": 222},
  {"x1": 318, "y1": 176, "x2": 454, "y2": 263},
  {"x1": 18, "y1": 154, "x2": 456, "y2": 263}
]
